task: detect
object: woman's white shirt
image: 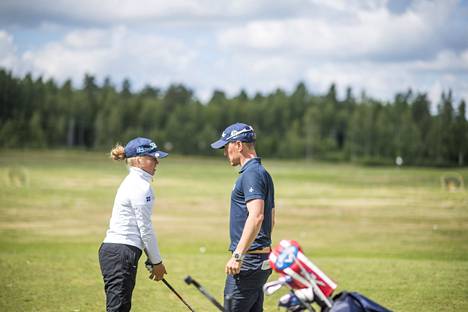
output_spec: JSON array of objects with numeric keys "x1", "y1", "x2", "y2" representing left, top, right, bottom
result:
[{"x1": 103, "y1": 166, "x2": 162, "y2": 264}]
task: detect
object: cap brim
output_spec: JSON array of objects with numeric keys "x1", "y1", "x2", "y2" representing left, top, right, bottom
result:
[
  {"x1": 150, "y1": 150, "x2": 169, "y2": 158},
  {"x1": 210, "y1": 139, "x2": 228, "y2": 149}
]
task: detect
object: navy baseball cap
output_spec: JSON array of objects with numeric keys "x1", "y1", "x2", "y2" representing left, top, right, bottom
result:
[
  {"x1": 211, "y1": 122, "x2": 256, "y2": 149},
  {"x1": 124, "y1": 137, "x2": 168, "y2": 158}
]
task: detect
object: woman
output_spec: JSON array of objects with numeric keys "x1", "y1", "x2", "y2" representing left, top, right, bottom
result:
[{"x1": 99, "y1": 137, "x2": 168, "y2": 312}]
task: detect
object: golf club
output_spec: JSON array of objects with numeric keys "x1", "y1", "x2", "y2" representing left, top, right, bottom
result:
[
  {"x1": 162, "y1": 278, "x2": 196, "y2": 312},
  {"x1": 293, "y1": 258, "x2": 333, "y2": 309},
  {"x1": 263, "y1": 276, "x2": 291, "y2": 295},
  {"x1": 184, "y1": 275, "x2": 225, "y2": 311},
  {"x1": 284, "y1": 283, "x2": 315, "y2": 312},
  {"x1": 145, "y1": 260, "x2": 196, "y2": 311}
]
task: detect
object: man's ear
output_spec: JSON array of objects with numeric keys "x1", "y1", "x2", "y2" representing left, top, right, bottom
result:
[{"x1": 236, "y1": 141, "x2": 244, "y2": 151}]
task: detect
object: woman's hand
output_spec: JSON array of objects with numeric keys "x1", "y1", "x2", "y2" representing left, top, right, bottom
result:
[{"x1": 149, "y1": 262, "x2": 167, "y2": 281}]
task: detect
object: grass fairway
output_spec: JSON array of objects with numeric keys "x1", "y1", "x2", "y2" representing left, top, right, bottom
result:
[{"x1": 0, "y1": 150, "x2": 467, "y2": 312}]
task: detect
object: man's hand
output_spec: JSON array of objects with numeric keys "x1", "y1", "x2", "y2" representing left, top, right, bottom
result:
[
  {"x1": 225, "y1": 257, "x2": 242, "y2": 275},
  {"x1": 149, "y1": 262, "x2": 167, "y2": 281}
]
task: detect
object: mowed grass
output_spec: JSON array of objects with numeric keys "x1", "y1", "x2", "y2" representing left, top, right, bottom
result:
[{"x1": 0, "y1": 150, "x2": 467, "y2": 312}]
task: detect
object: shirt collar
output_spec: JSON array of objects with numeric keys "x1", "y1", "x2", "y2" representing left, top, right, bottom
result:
[
  {"x1": 239, "y1": 157, "x2": 261, "y2": 173},
  {"x1": 129, "y1": 166, "x2": 153, "y2": 182}
]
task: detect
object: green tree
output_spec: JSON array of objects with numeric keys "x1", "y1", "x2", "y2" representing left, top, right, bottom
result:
[
  {"x1": 454, "y1": 100, "x2": 467, "y2": 166},
  {"x1": 439, "y1": 91, "x2": 456, "y2": 163},
  {"x1": 303, "y1": 105, "x2": 322, "y2": 159},
  {"x1": 411, "y1": 94, "x2": 432, "y2": 162},
  {"x1": 29, "y1": 111, "x2": 46, "y2": 147}
]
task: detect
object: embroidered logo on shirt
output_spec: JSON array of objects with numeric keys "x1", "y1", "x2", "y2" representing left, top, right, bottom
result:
[
  {"x1": 146, "y1": 196, "x2": 151, "y2": 202},
  {"x1": 249, "y1": 186, "x2": 254, "y2": 192}
]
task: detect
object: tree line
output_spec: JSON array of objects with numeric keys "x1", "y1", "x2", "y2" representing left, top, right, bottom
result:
[{"x1": 0, "y1": 68, "x2": 466, "y2": 166}]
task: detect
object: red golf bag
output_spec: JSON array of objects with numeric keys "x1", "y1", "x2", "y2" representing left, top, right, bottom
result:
[
  {"x1": 269, "y1": 240, "x2": 337, "y2": 308},
  {"x1": 266, "y1": 240, "x2": 392, "y2": 312}
]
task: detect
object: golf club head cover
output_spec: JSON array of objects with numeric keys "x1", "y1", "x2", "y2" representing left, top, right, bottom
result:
[
  {"x1": 269, "y1": 240, "x2": 337, "y2": 297},
  {"x1": 295, "y1": 287, "x2": 314, "y2": 302},
  {"x1": 263, "y1": 276, "x2": 292, "y2": 296},
  {"x1": 278, "y1": 293, "x2": 307, "y2": 312}
]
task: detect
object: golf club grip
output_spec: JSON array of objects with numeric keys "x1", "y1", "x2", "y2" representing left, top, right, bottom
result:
[
  {"x1": 184, "y1": 275, "x2": 201, "y2": 288},
  {"x1": 162, "y1": 279, "x2": 196, "y2": 312}
]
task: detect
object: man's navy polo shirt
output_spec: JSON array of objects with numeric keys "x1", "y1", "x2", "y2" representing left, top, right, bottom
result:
[{"x1": 229, "y1": 157, "x2": 275, "y2": 252}]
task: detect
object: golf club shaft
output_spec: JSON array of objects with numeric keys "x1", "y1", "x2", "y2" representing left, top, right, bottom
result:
[
  {"x1": 281, "y1": 282, "x2": 314, "y2": 312},
  {"x1": 185, "y1": 276, "x2": 224, "y2": 311},
  {"x1": 162, "y1": 279, "x2": 196, "y2": 312},
  {"x1": 293, "y1": 257, "x2": 332, "y2": 308},
  {"x1": 196, "y1": 285, "x2": 224, "y2": 311}
]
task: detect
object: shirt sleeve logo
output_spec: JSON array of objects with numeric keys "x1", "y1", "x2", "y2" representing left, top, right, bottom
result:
[
  {"x1": 146, "y1": 196, "x2": 151, "y2": 202},
  {"x1": 249, "y1": 186, "x2": 254, "y2": 193}
]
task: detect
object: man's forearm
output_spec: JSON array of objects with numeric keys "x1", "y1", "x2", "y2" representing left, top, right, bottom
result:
[{"x1": 234, "y1": 213, "x2": 264, "y2": 254}]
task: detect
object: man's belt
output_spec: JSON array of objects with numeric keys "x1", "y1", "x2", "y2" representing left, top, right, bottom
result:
[{"x1": 246, "y1": 247, "x2": 272, "y2": 254}]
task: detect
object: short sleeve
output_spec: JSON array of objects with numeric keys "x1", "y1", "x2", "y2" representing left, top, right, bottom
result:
[{"x1": 242, "y1": 170, "x2": 266, "y2": 202}]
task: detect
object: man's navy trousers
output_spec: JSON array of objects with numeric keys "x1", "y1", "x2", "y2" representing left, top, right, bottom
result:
[{"x1": 224, "y1": 253, "x2": 272, "y2": 312}]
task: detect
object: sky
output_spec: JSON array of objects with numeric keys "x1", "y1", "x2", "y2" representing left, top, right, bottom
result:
[{"x1": 1, "y1": 0, "x2": 467, "y2": 107}]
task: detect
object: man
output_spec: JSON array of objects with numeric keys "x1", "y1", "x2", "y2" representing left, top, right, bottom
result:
[{"x1": 211, "y1": 122, "x2": 275, "y2": 312}]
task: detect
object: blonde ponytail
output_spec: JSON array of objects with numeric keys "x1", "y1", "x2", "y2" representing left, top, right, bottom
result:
[{"x1": 110, "y1": 144, "x2": 126, "y2": 160}]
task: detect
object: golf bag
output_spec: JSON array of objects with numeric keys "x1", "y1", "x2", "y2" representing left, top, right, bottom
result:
[
  {"x1": 274, "y1": 290, "x2": 392, "y2": 312},
  {"x1": 265, "y1": 240, "x2": 392, "y2": 312},
  {"x1": 268, "y1": 240, "x2": 337, "y2": 310},
  {"x1": 324, "y1": 292, "x2": 392, "y2": 312}
]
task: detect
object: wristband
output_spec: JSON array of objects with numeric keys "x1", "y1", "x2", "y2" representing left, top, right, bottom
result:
[{"x1": 145, "y1": 259, "x2": 162, "y2": 272}]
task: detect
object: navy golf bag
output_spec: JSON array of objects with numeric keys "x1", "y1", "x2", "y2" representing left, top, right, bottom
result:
[{"x1": 324, "y1": 291, "x2": 391, "y2": 312}]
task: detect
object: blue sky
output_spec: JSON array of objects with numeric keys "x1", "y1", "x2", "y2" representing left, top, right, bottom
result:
[{"x1": 0, "y1": 0, "x2": 467, "y2": 108}]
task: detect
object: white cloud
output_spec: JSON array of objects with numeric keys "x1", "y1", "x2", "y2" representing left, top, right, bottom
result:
[
  {"x1": 302, "y1": 54, "x2": 468, "y2": 107},
  {"x1": 0, "y1": 31, "x2": 19, "y2": 69},
  {"x1": 11, "y1": 27, "x2": 197, "y2": 88},
  {"x1": 217, "y1": 0, "x2": 459, "y2": 61},
  {"x1": 0, "y1": 0, "x2": 307, "y2": 26},
  {"x1": 412, "y1": 50, "x2": 468, "y2": 72},
  {"x1": 0, "y1": 0, "x2": 466, "y2": 107},
  {"x1": 305, "y1": 61, "x2": 416, "y2": 99}
]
